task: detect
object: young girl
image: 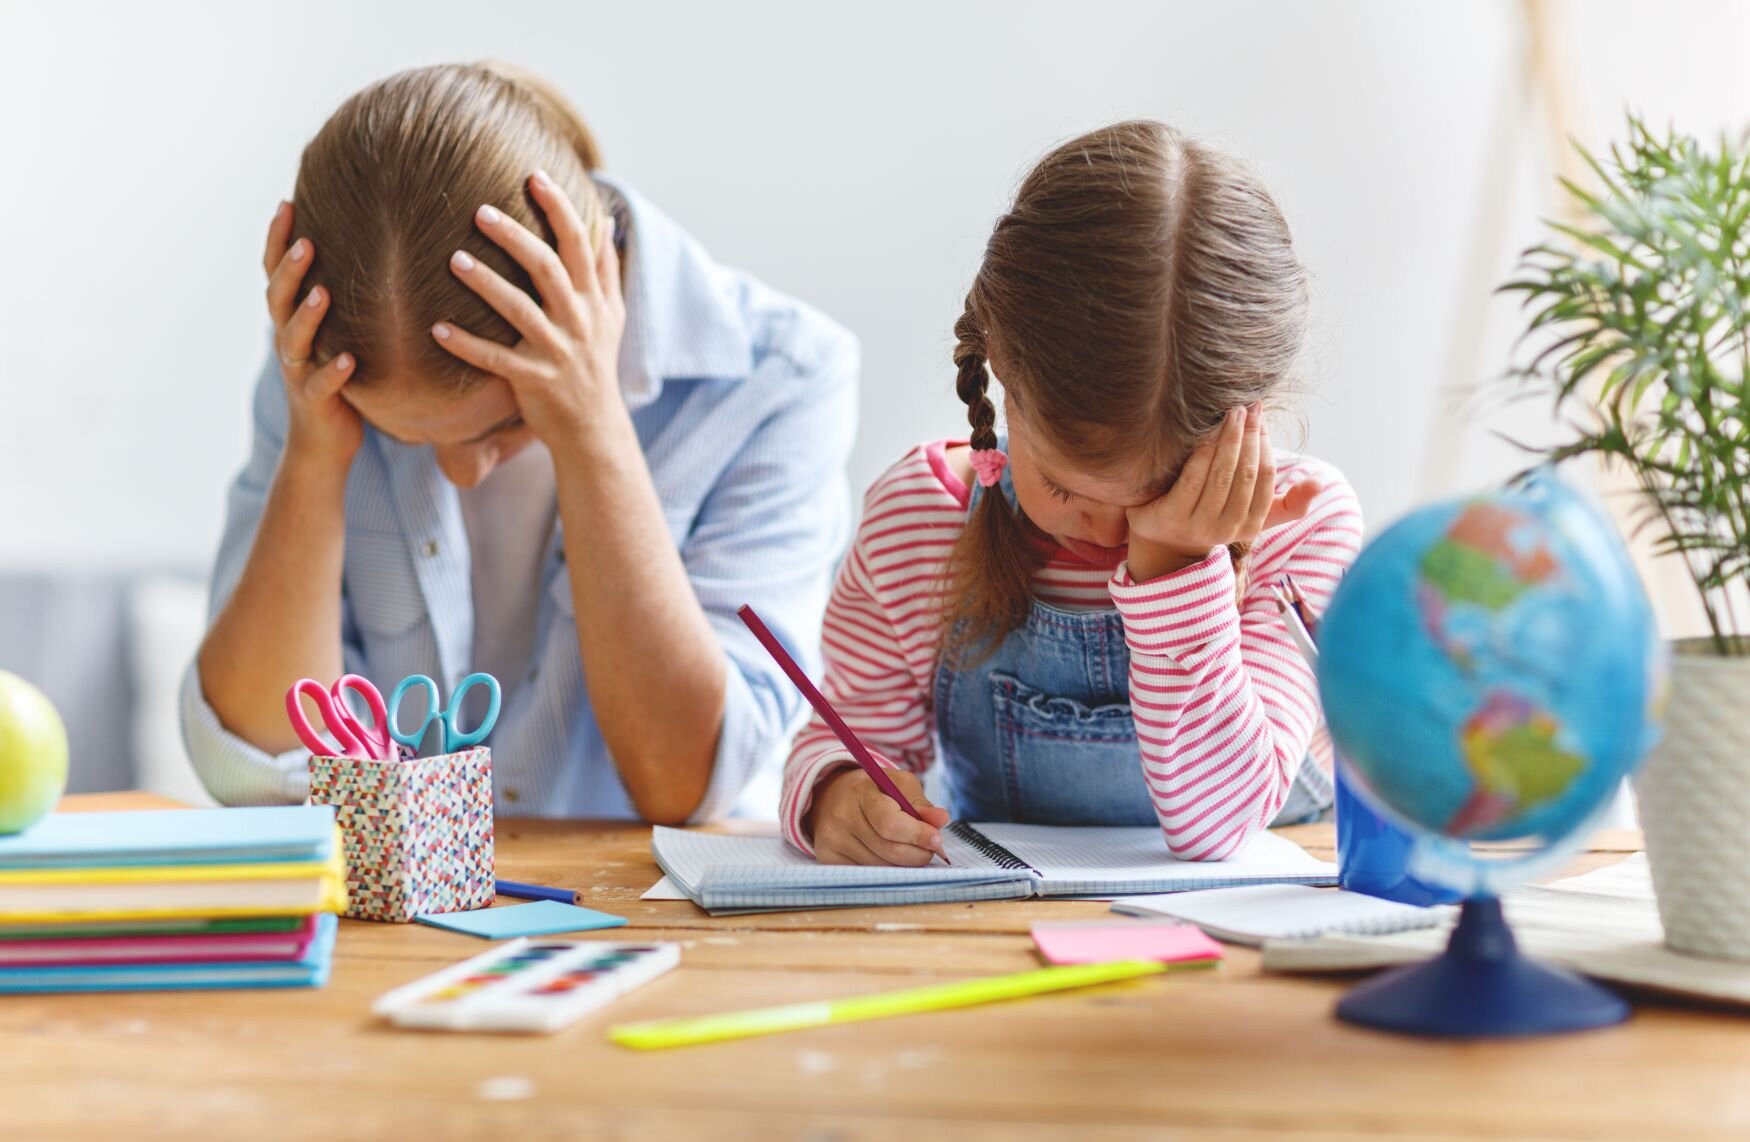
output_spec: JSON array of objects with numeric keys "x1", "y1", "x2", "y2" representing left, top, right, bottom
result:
[
  {"x1": 187, "y1": 63, "x2": 858, "y2": 824},
  {"x1": 782, "y1": 120, "x2": 1363, "y2": 865}
]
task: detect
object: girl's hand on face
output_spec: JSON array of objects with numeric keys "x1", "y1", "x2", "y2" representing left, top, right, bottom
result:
[
  {"x1": 1123, "y1": 404, "x2": 1324, "y2": 582},
  {"x1": 264, "y1": 202, "x2": 362, "y2": 467},
  {"x1": 431, "y1": 172, "x2": 627, "y2": 455},
  {"x1": 807, "y1": 765, "x2": 952, "y2": 866}
]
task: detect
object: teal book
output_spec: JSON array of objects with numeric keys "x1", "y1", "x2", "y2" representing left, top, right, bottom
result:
[{"x1": 0, "y1": 806, "x2": 337, "y2": 869}]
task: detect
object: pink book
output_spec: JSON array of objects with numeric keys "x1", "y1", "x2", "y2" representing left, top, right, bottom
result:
[{"x1": 0, "y1": 916, "x2": 321, "y2": 966}]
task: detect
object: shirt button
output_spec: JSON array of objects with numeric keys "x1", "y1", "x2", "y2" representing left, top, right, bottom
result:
[
  {"x1": 422, "y1": 539, "x2": 441, "y2": 558},
  {"x1": 503, "y1": 787, "x2": 520, "y2": 804}
]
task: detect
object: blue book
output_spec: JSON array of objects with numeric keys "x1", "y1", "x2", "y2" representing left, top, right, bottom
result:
[
  {"x1": 0, "y1": 807, "x2": 337, "y2": 869},
  {"x1": 0, "y1": 914, "x2": 338, "y2": 993}
]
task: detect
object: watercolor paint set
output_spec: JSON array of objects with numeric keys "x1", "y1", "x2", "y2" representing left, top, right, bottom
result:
[{"x1": 372, "y1": 938, "x2": 679, "y2": 1033}]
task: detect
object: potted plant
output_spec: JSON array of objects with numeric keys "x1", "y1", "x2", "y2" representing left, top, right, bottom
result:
[{"x1": 1501, "y1": 114, "x2": 1750, "y2": 959}]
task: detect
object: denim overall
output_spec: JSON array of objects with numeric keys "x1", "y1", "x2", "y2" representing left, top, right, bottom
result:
[{"x1": 932, "y1": 454, "x2": 1332, "y2": 828}]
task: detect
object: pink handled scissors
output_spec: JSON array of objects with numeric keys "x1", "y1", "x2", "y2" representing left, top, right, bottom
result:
[{"x1": 285, "y1": 674, "x2": 397, "y2": 760}]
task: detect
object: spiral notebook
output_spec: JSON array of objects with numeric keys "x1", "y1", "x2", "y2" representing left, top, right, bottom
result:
[
  {"x1": 652, "y1": 823, "x2": 1337, "y2": 914},
  {"x1": 1111, "y1": 884, "x2": 1447, "y2": 945}
]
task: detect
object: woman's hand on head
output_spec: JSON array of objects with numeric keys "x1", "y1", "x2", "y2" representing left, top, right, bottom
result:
[
  {"x1": 1123, "y1": 404, "x2": 1323, "y2": 582},
  {"x1": 807, "y1": 765, "x2": 950, "y2": 866},
  {"x1": 264, "y1": 201, "x2": 362, "y2": 468},
  {"x1": 431, "y1": 172, "x2": 627, "y2": 456}
]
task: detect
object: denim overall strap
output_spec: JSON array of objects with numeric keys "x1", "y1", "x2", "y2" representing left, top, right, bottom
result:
[{"x1": 931, "y1": 436, "x2": 1332, "y2": 827}]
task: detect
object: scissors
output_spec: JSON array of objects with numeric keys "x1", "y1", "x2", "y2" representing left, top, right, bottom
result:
[
  {"x1": 285, "y1": 674, "x2": 398, "y2": 760},
  {"x1": 388, "y1": 672, "x2": 502, "y2": 756}
]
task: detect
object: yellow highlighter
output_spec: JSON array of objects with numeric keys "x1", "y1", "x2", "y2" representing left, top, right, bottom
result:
[{"x1": 609, "y1": 960, "x2": 1167, "y2": 1050}]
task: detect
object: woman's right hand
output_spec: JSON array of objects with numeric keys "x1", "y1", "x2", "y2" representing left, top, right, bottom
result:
[
  {"x1": 264, "y1": 201, "x2": 362, "y2": 466},
  {"x1": 807, "y1": 764, "x2": 951, "y2": 866}
]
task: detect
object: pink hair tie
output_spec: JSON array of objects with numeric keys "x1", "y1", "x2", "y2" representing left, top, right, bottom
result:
[{"x1": 970, "y1": 447, "x2": 1009, "y2": 488}]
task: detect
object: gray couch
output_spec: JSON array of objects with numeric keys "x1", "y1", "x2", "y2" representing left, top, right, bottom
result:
[{"x1": 0, "y1": 570, "x2": 208, "y2": 797}]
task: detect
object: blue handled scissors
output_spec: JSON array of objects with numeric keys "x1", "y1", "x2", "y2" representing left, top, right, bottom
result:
[{"x1": 387, "y1": 672, "x2": 502, "y2": 756}]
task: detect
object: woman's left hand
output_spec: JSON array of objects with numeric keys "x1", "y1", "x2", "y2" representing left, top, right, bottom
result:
[
  {"x1": 1124, "y1": 403, "x2": 1323, "y2": 582},
  {"x1": 431, "y1": 170, "x2": 626, "y2": 453}
]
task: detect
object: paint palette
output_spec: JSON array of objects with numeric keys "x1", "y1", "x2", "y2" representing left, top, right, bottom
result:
[{"x1": 373, "y1": 938, "x2": 679, "y2": 1033}]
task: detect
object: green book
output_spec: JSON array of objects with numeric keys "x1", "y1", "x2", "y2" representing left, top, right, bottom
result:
[{"x1": 0, "y1": 916, "x2": 306, "y2": 940}]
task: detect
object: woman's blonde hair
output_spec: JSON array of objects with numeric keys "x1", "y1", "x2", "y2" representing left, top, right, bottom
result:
[
  {"x1": 945, "y1": 120, "x2": 1309, "y2": 660},
  {"x1": 290, "y1": 61, "x2": 607, "y2": 388}
]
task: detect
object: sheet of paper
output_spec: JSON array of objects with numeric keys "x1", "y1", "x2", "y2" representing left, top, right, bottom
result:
[
  {"x1": 641, "y1": 876, "x2": 689, "y2": 901},
  {"x1": 415, "y1": 901, "x2": 628, "y2": 940},
  {"x1": 1030, "y1": 920, "x2": 1224, "y2": 965},
  {"x1": 978, "y1": 823, "x2": 1336, "y2": 882}
]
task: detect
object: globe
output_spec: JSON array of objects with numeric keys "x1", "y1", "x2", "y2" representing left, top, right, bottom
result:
[
  {"x1": 1319, "y1": 470, "x2": 1664, "y2": 876},
  {"x1": 1315, "y1": 470, "x2": 1667, "y2": 1036}
]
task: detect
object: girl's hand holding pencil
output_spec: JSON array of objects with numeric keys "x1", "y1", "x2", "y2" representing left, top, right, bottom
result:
[
  {"x1": 808, "y1": 764, "x2": 952, "y2": 867},
  {"x1": 737, "y1": 603, "x2": 953, "y2": 867}
]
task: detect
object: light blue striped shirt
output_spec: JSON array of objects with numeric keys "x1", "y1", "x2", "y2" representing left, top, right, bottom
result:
[{"x1": 181, "y1": 176, "x2": 858, "y2": 821}]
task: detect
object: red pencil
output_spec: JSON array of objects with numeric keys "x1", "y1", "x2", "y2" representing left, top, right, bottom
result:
[{"x1": 736, "y1": 604, "x2": 947, "y2": 861}]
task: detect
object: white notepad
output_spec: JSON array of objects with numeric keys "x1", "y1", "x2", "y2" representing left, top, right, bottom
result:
[
  {"x1": 652, "y1": 822, "x2": 1337, "y2": 914},
  {"x1": 1111, "y1": 884, "x2": 1448, "y2": 945},
  {"x1": 1258, "y1": 854, "x2": 1750, "y2": 1009}
]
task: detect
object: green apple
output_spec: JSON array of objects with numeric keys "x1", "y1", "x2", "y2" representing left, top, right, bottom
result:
[{"x1": 0, "y1": 671, "x2": 68, "y2": 833}]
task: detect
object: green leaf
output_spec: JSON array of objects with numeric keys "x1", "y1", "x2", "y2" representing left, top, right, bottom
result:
[{"x1": 1499, "y1": 111, "x2": 1750, "y2": 644}]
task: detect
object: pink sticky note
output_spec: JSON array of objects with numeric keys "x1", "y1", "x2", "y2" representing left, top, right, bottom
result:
[{"x1": 1030, "y1": 921, "x2": 1224, "y2": 966}]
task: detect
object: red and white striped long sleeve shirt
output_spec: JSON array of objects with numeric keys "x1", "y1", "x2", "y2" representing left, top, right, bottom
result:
[{"x1": 780, "y1": 440, "x2": 1363, "y2": 861}]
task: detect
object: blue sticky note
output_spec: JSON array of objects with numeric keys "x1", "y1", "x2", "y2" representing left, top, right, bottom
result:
[{"x1": 414, "y1": 900, "x2": 628, "y2": 939}]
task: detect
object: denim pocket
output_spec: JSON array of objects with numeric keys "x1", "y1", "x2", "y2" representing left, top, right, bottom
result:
[{"x1": 988, "y1": 672, "x2": 1158, "y2": 826}]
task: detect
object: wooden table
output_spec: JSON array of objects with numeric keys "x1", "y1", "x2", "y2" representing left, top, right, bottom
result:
[{"x1": 4, "y1": 794, "x2": 1746, "y2": 1140}]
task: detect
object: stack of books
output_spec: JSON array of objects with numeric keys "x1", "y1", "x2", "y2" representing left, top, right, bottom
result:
[{"x1": 0, "y1": 805, "x2": 346, "y2": 992}]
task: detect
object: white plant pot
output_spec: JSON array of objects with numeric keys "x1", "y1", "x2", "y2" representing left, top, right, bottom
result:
[{"x1": 1636, "y1": 638, "x2": 1750, "y2": 961}]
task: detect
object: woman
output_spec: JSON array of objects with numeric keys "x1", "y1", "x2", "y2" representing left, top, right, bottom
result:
[{"x1": 183, "y1": 63, "x2": 857, "y2": 824}]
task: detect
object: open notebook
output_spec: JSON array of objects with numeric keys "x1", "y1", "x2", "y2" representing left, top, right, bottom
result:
[{"x1": 652, "y1": 822, "x2": 1338, "y2": 914}]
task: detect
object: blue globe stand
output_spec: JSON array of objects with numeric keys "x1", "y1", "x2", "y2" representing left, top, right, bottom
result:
[{"x1": 1335, "y1": 895, "x2": 1630, "y2": 1037}]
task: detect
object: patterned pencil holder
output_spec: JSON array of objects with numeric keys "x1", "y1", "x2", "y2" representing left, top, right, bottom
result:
[{"x1": 307, "y1": 747, "x2": 496, "y2": 923}]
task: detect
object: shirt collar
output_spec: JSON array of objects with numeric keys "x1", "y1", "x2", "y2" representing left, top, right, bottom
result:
[{"x1": 594, "y1": 173, "x2": 753, "y2": 410}]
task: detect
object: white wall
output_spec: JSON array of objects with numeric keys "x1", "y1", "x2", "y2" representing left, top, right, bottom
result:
[{"x1": 3, "y1": 0, "x2": 1748, "y2": 576}]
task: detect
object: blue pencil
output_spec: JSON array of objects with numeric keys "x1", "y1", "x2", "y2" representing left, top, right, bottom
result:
[{"x1": 494, "y1": 879, "x2": 580, "y2": 905}]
